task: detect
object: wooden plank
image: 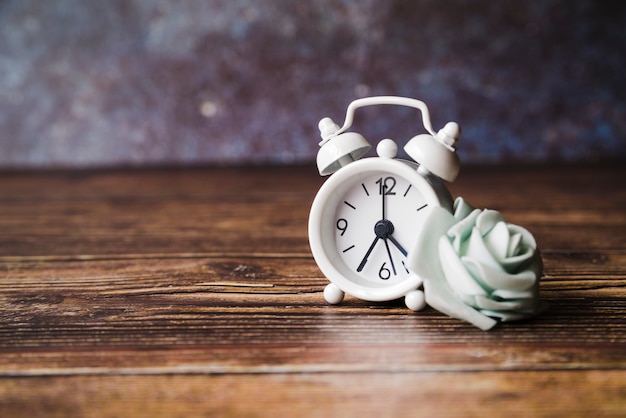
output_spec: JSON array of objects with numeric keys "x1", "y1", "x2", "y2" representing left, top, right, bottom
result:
[
  {"x1": 1, "y1": 255, "x2": 624, "y2": 373},
  {"x1": 1, "y1": 165, "x2": 625, "y2": 257},
  {"x1": 0, "y1": 164, "x2": 625, "y2": 416},
  {"x1": 0, "y1": 166, "x2": 321, "y2": 257},
  {"x1": 1, "y1": 371, "x2": 624, "y2": 418},
  {"x1": 2, "y1": 344, "x2": 626, "y2": 377},
  {"x1": 0, "y1": 197, "x2": 314, "y2": 256}
]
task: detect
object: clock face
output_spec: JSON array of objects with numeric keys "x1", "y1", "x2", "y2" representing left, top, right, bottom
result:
[
  {"x1": 333, "y1": 170, "x2": 430, "y2": 287},
  {"x1": 309, "y1": 157, "x2": 453, "y2": 301}
]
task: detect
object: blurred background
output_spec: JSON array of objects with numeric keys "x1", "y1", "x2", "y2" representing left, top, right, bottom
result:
[{"x1": 1, "y1": 0, "x2": 624, "y2": 169}]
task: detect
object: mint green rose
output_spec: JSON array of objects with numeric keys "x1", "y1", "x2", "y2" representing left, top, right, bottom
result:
[
  {"x1": 407, "y1": 197, "x2": 544, "y2": 330},
  {"x1": 439, "y1": 198, "x2": 544, "y2": 322}
]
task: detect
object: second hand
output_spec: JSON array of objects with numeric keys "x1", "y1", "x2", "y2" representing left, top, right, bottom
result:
[{"x1": 357, "y1": 236, "x2": 380, "y2": 272}]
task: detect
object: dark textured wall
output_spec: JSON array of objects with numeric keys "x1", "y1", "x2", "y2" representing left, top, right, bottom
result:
[{"x1": 1, "y1": 0, "x2": 624, "y2": 168}]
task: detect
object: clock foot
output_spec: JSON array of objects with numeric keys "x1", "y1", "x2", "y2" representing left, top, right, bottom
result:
[
  {"x1": 324, "y1": 283, "x2": 345, "y2": 305},
  {"x1": 405, "y1": 290, "x2": 426, "y2": 311}
]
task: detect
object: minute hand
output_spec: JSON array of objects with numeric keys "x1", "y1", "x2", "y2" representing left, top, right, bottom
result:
[{"x1": 382, "y1": 184, "x2": 387, "y2": 219}]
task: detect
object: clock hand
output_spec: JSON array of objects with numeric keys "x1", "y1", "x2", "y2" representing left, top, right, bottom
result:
[
  {"x1": 384, "y1": 239, "x2": 397, "y2": 275},
  {"x1": 382, "y1": 184, "x2": 387, "y2": 220},
  {"x1": 357, "y1": 236, "x2": 380, "y2": 272},
  {"x1": 388, "y1": 235, "x2": 408, "y2": 257}
]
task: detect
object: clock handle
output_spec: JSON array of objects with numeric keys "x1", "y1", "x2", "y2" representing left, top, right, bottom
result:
[
  {"x1": 319, "y1": 96, "x2": 437, "y2": 145},
  {"x1": 316, "y1": 96, "x2": 461, "y2": 179}
]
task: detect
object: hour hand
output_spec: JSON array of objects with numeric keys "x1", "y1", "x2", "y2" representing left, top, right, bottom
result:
[{"x1": 388, "y1": 235, "x2": 407, "y2": 257}]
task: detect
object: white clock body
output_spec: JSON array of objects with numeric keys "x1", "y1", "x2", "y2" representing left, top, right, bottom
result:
[{"x1": 308, "y1": 145, "x2": 454, "y2": 307}]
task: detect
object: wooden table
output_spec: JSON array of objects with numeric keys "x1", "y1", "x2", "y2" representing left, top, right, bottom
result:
[{"x1": 1, "y1": 164, "x2": 624, "y2": 417}]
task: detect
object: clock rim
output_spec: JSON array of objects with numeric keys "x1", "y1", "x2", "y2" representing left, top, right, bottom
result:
[{"x1": 308, "y1": 157, "x2": 453, "y2": 302}]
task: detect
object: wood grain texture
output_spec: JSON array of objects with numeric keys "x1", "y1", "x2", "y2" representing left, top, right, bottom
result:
[
  {"x1": 1, "y1": 372, "x2": 624, "y2": 418},
  {"x1": 1, "y1": 164, "x2": 625, "y2": 417}
]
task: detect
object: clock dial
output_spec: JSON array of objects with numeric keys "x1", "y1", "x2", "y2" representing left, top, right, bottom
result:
[
  {"x1": 333, "y1": 171, "x2": 429, "y2": 286},
  {"x1": 308, "y1": 155, "x2": 453, "y2": 302}
]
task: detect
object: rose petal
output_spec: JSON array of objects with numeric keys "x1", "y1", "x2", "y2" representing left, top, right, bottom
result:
[
  {"x1": 477, "y1": 309, "x2": 537, "y2": 322},
  {"x1": 498, "y1": 246, "x2": 538, "y2": 273},
  {"x1": 452, "y1": 197, "x2": 475, "y2": 220},
  {"x1": 483, "y1": 221, "x2": 511, "y2": 262},
  {"x1": 465, "y1": 226, "x2": 502, "y2": 271},
  {"x1": 447, "y1": 209, "x2": 481, "y2": 253},
  {"x1": 476, "y1": 209, "x2": 505, "y2": 237},
  {"x1": 423, "y1": 278, "x2": 497, "y2": 331},
  {"x1": 507, "y1": 232, "x2": 522, "y2": 258},
  {"x1": 462, "y1": 257, "x2": 538, "y2": 292},
  {"x1": 508, "y1": 224, "x2": 537, "y2": 251},
  {"x1": 491, "y1": 288, "x2": 538, "y2": 300},
  {"x1": 478, "y1": 296, "x2": 546, "y2": 321},
  {"x1": 467, "y1": 294, "x2": 535, "y2": 311},
  {"x1": 439, "y1": 236, "x2": 488, "y2": 297},
  {"x1": 406, "y1": 206, "x2": 456, "y2": 282}
]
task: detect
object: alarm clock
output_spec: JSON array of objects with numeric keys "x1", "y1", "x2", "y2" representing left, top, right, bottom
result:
[{"x1": 308, "y1": 96, "x2": 461, "y2": 310}]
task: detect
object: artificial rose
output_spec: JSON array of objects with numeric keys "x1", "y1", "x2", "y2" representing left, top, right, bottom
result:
[
  {"x1": 439, "y1": 197, "x2": 544, "y2": 321},
  {"x1": 407, "y1": 197, "x2": 545, "y2": 330}
]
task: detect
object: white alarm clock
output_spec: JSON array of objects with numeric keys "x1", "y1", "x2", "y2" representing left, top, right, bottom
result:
[{"x1": 308, "y1": 96, "x2": 461, "y2": 310}]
